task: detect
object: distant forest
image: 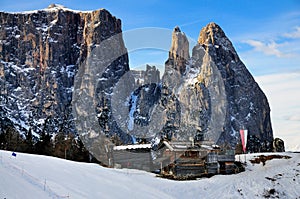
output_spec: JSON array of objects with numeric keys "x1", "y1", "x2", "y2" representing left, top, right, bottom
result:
[
  {"x1": 0, "y1": 125, "x2": 99, "y2": 163},
  {"x1": 0, "y1": 125, "x2": 285, "y2": 163}
]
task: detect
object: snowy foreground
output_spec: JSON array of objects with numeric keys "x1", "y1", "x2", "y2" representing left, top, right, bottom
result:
[{"x1": 0, "y1": 150, "x2": 299, "y2": 199}]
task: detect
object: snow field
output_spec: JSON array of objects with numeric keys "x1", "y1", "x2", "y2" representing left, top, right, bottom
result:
[{"x1": 1, "y1": 150, "x2": 300, "y2": 198}]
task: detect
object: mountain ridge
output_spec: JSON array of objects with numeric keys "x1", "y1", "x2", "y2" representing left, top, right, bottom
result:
[{"x1": 0, "y1": 5, "x2": 276, "y2": 161}]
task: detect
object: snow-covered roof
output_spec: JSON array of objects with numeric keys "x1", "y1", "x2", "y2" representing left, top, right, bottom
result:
[{"x1": 113, "y1": 144, "x2": 152, "y2": 151}]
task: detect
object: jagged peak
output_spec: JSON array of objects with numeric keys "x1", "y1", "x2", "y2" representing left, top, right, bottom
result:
[
  {"x1": 198, "y1": 22, "x2": 227, "y2": 45},
  {"x1": 170, "y1": 26, "x2": 190, "y2": 60},
  {"x1": 197, "y1": 22, "x2": 238, "y2": 57},
  {"x1": 205, "y1": 22, "x2": 223, "y2": 32},
  {"x1": 174, "y1": 26, "x2": 181, "y2": 33}
]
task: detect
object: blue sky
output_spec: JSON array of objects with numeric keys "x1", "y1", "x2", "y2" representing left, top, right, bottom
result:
[{"x1": 1, "y1": 0, "x2": 300, "y2": 76}]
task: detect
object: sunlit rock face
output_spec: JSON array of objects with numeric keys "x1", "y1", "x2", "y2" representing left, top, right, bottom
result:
[
  {"x1": 0, "y1": 5, "x2": 129, "y2": 142},
  {"x1": 159, "y1": 23, "x2": 273, "y2": 151}
]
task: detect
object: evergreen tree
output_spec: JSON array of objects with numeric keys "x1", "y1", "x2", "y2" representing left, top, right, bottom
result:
[
  {"x1": 35, "y1": 132, "x2": 53, "y2": 155},
  {"x1": 247, "y1": 135, "x2": 261, "y2": 153},
  {"x1": 53, "y1": 132, "x2": 67, "y2": 159},
  {"x1": 73, "y1": 137, "x2": 90, "y2": 162},
  {"x1": 22, "y1": 129, "x2": 35, "y2": 153},
  {"x1": 0, "y1": 126, "x2": 23, "y2": 151}
]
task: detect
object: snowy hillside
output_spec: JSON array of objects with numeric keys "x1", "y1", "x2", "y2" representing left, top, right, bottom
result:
[{"x1": 0, "y1": 150, "x2": 299, "y2": 199}]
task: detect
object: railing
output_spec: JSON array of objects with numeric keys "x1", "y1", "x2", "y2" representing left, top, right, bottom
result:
[{"x1": 1, "y1": 152, "x2": 70, "y2": 198}]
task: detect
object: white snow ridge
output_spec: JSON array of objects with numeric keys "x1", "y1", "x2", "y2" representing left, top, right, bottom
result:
[{"x1": 0, "y1": 150, "x2": 299, "y2": 199}]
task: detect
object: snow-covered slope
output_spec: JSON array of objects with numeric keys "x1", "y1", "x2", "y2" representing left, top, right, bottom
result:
[{"x1": 1, "y1": 150, "x2": 299, "y2": 199}]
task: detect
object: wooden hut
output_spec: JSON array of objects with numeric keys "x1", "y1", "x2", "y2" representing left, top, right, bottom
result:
[
  {"x1": 153, "y1": 140, "x2": 238, "y2": 178},
  {"x1": 111, "y1": 144, "x2": 153, "y2": 171}
]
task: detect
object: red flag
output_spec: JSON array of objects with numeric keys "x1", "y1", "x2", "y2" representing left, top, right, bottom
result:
[{"x1": 240, "y1": 129, "x2": 246, "y2": 153}]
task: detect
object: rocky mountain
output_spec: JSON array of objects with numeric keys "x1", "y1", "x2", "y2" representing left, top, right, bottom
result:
[
  {"x1": 0, "y1": 4, "x2": 128, "y2": 143},
  {"x1": 108, "y1": 24, "x2": 274, "y2": 152},
  {"x1": 0, "y1": 4, "x2": 275, "y2": 159},
  {"x1": 159, "y1": 24, "x2": 273, "y2": 151}
]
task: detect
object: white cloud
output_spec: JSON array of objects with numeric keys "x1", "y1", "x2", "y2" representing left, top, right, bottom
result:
[
  {"x1": 255, "y1": 72, "x2": 300, "y2": 151},
  {"x1": 284, "y1": 26, "x2": 300, "y2": 39},
  {"x1": 244, "y1": 40, "x2": 293, "y2": 58}
]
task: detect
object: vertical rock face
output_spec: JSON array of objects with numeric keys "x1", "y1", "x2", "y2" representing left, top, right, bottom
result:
[
  {"x1": 0, "y1": 5, "x2": 128, "y2": 138},
  {"x1": 163, "y1": 27, "x2": 190, "y2": 94},
  {"x1": 159, "y1": 23, "x2": 273, "y2": 151},
  {"x1": 197, "y1": 23, "x2": 273, "y2": 149},
  {"x1": 159, "y1": 27, "x2": 190, "y2": 140},
  {"x1": 167, "y1": 26, "x2": 189, "y2": 75}
]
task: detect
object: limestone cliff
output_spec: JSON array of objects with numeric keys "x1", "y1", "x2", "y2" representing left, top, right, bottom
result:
[
  {"x1": 0, "y1": 5, "x2": 129, "y2": 140},
  {"x1": 197, "y1": 23, "x2": 273, "y2": 149},
  {"x1": 158, "y1": 23, "x2": 273, "y2": 151},
  {"x1": 167, "y1": 26, "x2": 189, "y2": 74}
]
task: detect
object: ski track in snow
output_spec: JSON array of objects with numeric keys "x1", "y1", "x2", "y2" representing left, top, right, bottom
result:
[{"x1": 0, "y1": 150, "x2": 300, "y2": 199}]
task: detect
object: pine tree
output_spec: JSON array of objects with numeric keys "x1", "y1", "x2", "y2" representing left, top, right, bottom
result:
[
  {"x1": 1, "y1": 126, "x2": 23, "y2": 151},
  {"x1": 22, "y1": 129, "x2": 35, "y2": 153},
  {"x1": 53, "y1": 132, "x2": 67, "y2": 158},
  {"x1": 35, "y1": 132, "x2": 53, "y2": 156}
]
